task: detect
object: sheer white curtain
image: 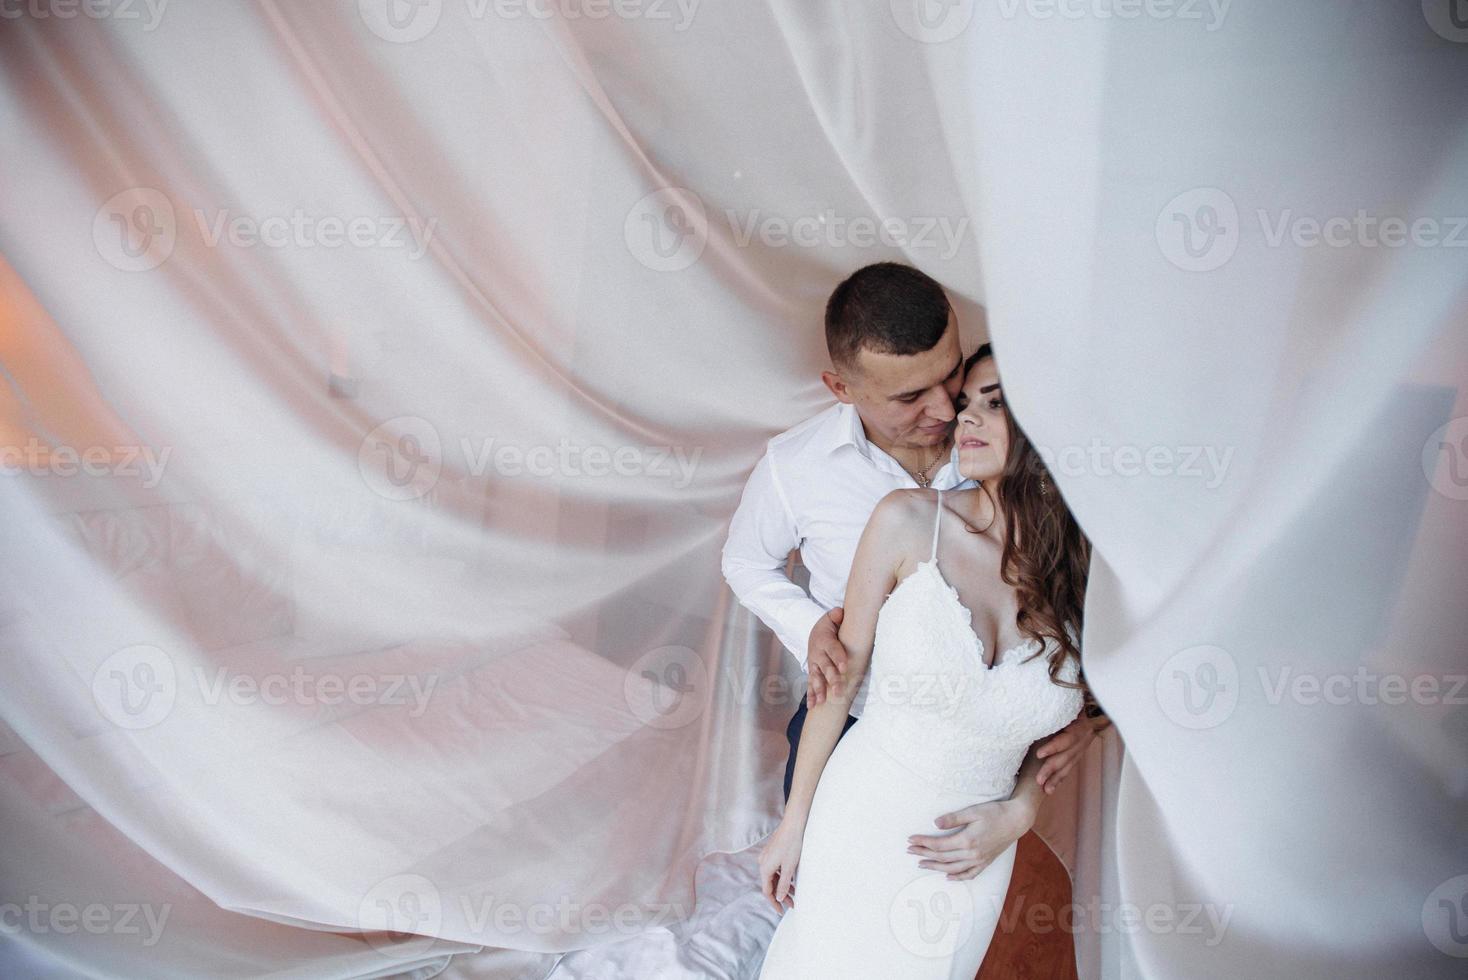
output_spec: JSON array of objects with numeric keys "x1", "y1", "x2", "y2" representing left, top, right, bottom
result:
[
  {"x1": 964, "y1": 3, "x2": 1467, "y2": 977},
  {"x1": 0, "y1": 2, "x2": 1462, "y2": 979}
]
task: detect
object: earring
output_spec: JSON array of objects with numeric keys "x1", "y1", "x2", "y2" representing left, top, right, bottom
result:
[{"x1": 1039, "y1": 473, "x2": 1050, "y2": 497}]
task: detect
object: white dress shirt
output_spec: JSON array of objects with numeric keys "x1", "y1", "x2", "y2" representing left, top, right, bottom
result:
[{"x1": 721, "y1": 402, "x2": 977, "y2": 716}]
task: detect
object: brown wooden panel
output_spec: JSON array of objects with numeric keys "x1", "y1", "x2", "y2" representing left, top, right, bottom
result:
[{"x1": 976, "y1": 831, "x2": 1078, "y2": 980}]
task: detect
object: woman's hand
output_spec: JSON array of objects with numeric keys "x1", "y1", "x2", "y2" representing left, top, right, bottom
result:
[{"x1": 758, "y1": 817, "x2": 805, "y2": 913}]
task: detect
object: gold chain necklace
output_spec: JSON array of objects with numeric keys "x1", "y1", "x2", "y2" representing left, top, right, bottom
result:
[{"x1": 906, "y1": 441, "x2": 945, "y2": 488}]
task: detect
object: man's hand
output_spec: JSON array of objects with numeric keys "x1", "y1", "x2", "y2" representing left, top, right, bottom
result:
[
  {"x1": 1034, "y1": 712, "x2": 1100, "y2": 794},
  {"x1": 804, "y1": 608, "x2": 847, "y2": 708},
  {"x1": 906, "y1": 797, "x2": 1033, "y2": 881}
]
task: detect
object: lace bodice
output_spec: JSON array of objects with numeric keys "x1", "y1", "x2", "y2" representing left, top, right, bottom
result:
[{"x1": 856, "y1": 490, "x2": 1084, "y2": 799}]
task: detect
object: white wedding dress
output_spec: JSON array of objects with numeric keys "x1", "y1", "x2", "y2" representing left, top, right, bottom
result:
[{"x1": 757, "y1": 489, "x2": 1084, "y2": 979}]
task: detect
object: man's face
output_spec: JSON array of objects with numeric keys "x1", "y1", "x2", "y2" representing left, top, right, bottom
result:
[{"x1": 832, "y1": 311, "x2": 964, "y2": 451}]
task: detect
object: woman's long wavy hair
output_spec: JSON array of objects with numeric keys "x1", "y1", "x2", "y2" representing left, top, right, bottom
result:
[{"x1": 963, "y1": 345, "x2": 1093, "y2": 705}]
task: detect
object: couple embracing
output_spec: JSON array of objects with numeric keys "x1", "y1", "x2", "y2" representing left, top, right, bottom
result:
[{"x1": 722, "y1": 262, "x2": 1110, "y2": 978}]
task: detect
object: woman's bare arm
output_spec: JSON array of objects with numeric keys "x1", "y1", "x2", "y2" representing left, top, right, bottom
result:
[{"x1": 781, "y1": 490, "x2": 921, "y2": 824}]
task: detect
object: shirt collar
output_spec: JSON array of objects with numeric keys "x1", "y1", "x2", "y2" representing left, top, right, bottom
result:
[
  {"x1": 819, "y1": 401, "x2": 869, "y2": 457},
  {"x1": 822, "y1": 403, "x2": 973, "y2": 488}
]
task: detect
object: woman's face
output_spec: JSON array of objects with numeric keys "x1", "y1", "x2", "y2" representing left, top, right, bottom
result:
[{"x1": 954, "y1": 356, "x2": 1008, "y2": 482}]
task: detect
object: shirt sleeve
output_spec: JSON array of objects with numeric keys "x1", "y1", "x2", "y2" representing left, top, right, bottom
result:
[{"x1": 720, "y1": 447, "x2": 827, "y2": 670}]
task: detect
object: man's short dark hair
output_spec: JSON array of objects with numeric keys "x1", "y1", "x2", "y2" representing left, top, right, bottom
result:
[{"x1": 825, "y1": 262, "x2": 953, "y2": 371}]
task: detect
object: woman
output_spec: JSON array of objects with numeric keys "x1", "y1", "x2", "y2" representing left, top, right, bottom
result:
[{"x1": 756, "y1": 344, "x2": 1094, "y2": 978}]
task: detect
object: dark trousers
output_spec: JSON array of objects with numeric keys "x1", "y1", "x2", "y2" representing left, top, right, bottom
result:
[{"x1": 782, "y1": 699, "x2": 860, "y2": 804}]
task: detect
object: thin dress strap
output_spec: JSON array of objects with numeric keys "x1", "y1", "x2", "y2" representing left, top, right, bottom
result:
[{"x1": 929, "y1": 489, "x2": 943, "y2": 565}]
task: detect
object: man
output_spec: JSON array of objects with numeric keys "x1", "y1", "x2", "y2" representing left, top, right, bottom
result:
[{"x1": 722, "y1": 262, "x2": 1099, "y2": 879}]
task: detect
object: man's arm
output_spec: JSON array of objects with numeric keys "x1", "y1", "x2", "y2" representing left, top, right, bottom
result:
[
  {"x1": 720, "y1": 449, "x2": 826, "y2": 670},
  {"x1": 907, "y1": 711, "x2": 1103, "y2": 879}
]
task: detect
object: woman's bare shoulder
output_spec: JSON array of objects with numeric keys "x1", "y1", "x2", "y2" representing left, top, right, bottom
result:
[{"x1": 868, "y1": 488, "x2": 941, "y2": 553}]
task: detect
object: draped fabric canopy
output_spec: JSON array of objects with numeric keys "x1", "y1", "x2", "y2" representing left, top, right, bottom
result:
[{"x1": 1, "y1": 2, "x2": 1464, "y2": 978}]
